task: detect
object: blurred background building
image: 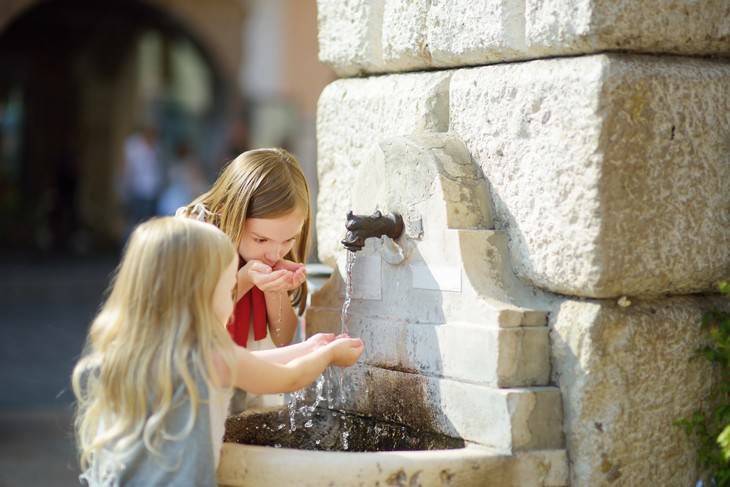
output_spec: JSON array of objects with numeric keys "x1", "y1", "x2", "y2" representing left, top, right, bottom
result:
[
  {"x1": 0, "y1": 0, "x2": 333, "y2": 255},
  {"x1": 0, "y1": 2, "x2": 333, "y2": 485}
]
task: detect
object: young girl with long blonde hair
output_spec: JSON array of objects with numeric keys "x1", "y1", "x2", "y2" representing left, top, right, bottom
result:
[
  {"x1": 72, "y1": 217, "x2": 362, "y2": 485},
  {"x1": 178, "y1": 148, "x2": 318, "y2": 410},
  {"x1": 178, "y1": 148, "x2": 311, "y2": 350}
]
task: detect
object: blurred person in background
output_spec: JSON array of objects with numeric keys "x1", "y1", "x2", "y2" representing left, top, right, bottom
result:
[
  {"x1": 119, "y1": 124, "x2": 163, "y2": 238},
  {"x1": 157, "y1": 140, "x2": 208, "y2": 216}
]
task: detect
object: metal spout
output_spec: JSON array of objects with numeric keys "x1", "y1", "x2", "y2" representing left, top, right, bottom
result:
[{"x1": 341, "y1": 210, "x2": 404, "y2": 252}]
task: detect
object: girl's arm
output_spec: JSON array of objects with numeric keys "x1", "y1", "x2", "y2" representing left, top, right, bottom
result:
[
  {"x1": 264, "y1": 290, "x2": 299, "y2": 346},
  {"x1": 252, "y1": 333, "x2": 335, "y2": 364},
  {"x1": 213, "y1": 337, "x2": 363, "y2": 395}
]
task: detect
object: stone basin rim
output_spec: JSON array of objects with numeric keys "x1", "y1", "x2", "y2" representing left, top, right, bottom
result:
[
  {"x1": 223, "y1": 441, "x2": 508, "y2": 458},
  {"x1": 217, "y1": 442, "x2": 569, "y2": 487}
]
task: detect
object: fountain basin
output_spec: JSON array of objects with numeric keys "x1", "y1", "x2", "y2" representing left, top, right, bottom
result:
[{"x1": 217, "y1": 407, "x2": 568, "y2": 486}]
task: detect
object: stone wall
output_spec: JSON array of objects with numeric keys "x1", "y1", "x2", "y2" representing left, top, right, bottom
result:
[
  {"x1": 314, "y1": 1, "x2": 729, "y2": 485},
  {"x1": 551, "y1": 297, "x2": 722, "y2": 486},
  {"x1": 450, "y1": 54, "x2": 730, "y2": 298},
  {"x1": 318, "y1": 0, "x2": 730, "y2": 76}
]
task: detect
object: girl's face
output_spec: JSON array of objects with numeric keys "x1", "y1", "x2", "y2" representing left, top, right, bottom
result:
[
  {"x1": 238, "y1": 209, "x2": 305, "y2": 266},
  {"x1": 213, "y1": 256, "x2": 238, "y2": 325}
]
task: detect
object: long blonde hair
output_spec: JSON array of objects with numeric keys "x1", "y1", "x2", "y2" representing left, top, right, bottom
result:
[
  {"x1": 180, "y1": 148, "x2": 311, "y2": 314},
  {"x1": 72, "y1": 217, "x2": 237, "y2": 471}
]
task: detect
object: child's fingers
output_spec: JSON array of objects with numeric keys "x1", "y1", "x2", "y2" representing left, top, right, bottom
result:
[
  {"x1": 331, "y1": 338, "x2": 364, "y2": 366},
  {"x1": 306, "y1": 333, "x2": 336, "y2": 350},
  {"x1": 249, "y1": 261, "x2": 273, "y2": 274},
  {"x1": 287, "y1": 269, "x2": 306, "y2": 288},
  {"x1": 309, "y1": 332, "x2": 336, "y2": 343},
  {"x1": 255, "y1": 270, "x2": 293, "y2": 291},
  {"x1": 251, "y1": 269, "x2": 288, "y2": 287},
  {"x1": 273, "y1": 259, "x2": 305, "y2": 272},
  {"x1": 252, "y1": 267, "x2": 306, "y2": 292}
]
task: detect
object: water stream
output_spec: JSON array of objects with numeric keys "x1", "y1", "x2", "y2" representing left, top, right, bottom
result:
[
  {"x1": 282, "y1": 250, "x2": 358, "y2": 447},
  {"x1": 340, "y1": 250, "x2": 356, "y2": 336}
]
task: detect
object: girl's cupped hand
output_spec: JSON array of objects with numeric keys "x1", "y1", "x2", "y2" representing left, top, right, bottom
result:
[
  {"x1": 326, "y1": 336, "x2": 364, "y2": 367},
  {"x1": 240, "y1": 258, "x2": 306, "y2": 294},
  {"x1": 303, "y1": 332, "x2": 336, "y2": 352}
]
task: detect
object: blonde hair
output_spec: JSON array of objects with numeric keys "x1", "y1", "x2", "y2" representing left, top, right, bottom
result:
[
  {"x1": 71, "y1": 217, "x2": 237, "y2": 471},
  {"x1": 180, "y1": 148, "x2": 311, "y2": 314}
]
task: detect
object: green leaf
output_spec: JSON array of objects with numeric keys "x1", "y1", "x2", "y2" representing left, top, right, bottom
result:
[{"x1": 719, "y1": 425, "x2": 730, "y2": 461}]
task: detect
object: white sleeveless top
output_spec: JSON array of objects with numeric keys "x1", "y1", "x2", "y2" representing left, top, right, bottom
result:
[{"x1": 209, "y1": 381, "x2": 234, "y2": 468}]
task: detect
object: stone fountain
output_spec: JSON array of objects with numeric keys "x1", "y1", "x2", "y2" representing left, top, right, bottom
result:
[
  {"x1": 217, "y1": 134, "x2": 568, "y2": 486},
  {"x1": 217, "y1": 1, "x2": 728, "y2": 485}
]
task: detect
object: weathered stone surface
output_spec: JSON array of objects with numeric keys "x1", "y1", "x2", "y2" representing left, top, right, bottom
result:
[
  {"x1": 382, "y1": 0, "x2": 525, "y2": 71},
  {"x1": 316, "y1": 73, "x2": 450, "y2": 262},
  {"x1": 451, "y1": 54, "x2": 730, "y2": 297},
  {"x1": 319, "y1": 130, "x2": 556, "y2": 324},
  {"x1": 351, "y1": 134, "x2": 494, "y2": 234},
  {"x1": 319, "y1": 0, "x2": 527, "y2": 75},
  {"x1": 318, "y1": 56, "x2": 729, "y2": 297},
  {"x1": 335, "y1": 364, "x2": 563, "y2": 451},
  {"x1": 318, "y1": 0, "x2": 730, "y2": 76},
  {"x1": 526, "y1": 0, "x2": 730, "y2": 57},
  {"x1": 550, "y1": 296, "x2": 722, "y2": 487},
  {"x1": 317, "y1": 0, "x2": 384, "y2": 77},
  {"x1": 218, "y1": 443, "x2": 569, "y2": 487},
  {"x1": 380, "y1": 0, "x2": 430, "y2": 71},
  {"x1": 311, "y1": 230, "x2": 546, "y2": 329},
  {"x1": 307, "y1": 307, "x2": 550, "y2": 387}
]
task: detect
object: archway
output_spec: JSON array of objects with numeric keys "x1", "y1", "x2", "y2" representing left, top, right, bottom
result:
[{"x1": 0, "y1": 0, "x2": 233, "y2": 251}]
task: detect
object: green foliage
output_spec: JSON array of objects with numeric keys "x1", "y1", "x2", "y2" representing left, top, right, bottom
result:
[{"x1": 675, "y1": 282, "x2": 730, "y2": 487}]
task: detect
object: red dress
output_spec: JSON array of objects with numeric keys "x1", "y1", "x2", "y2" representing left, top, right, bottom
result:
[{"x1": 227, "y1": 286, "x2": 268, "y2": 348}]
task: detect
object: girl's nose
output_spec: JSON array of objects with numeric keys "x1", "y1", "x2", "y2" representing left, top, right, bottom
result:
[{"x1": 265, "y1": 245, "x2": 284, "y2": 263}]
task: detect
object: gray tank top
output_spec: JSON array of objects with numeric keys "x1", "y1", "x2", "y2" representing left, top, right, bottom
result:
[{"x1": 80, "y1": 369, "x2": 230, "y2": 486}]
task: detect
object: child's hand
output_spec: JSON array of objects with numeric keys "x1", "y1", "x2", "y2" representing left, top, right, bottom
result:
[
  {"x1": 273, "y1": 259, "x2": 306, "y2": 291},
  {"x1": 272, "y1": 259, "x2": 305, "y2": 273},
  {"x1": 326, "y1": 337, "x2": 364, "y2": 367},
  {"x1": 242, "y1": 258, "x2": 306, "y2": 293},
  {"x1": 303, "y1": 332, "x2": 336, "y2": 352},
  {"x1": 238, "y1": 260, "x2": 289, "y2": 297}
]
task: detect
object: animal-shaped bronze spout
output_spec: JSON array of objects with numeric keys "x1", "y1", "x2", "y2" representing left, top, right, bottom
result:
[{"x1": 341, "y1": 210, "x2": 404, "y2": 252}]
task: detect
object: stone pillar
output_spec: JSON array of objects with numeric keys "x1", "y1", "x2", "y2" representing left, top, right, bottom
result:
[{"x1": 314, "y1": 1, "x2": 729, "y2": 485}]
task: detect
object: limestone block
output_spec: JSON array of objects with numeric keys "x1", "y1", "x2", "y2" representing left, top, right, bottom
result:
[
  {"x1": 450, "y1": 54, "x2": 730, "y2": 297},
  {"x1": 318, "y1": 0, "x2": 729, "y2": 76},
  {"x1": 382, "y1": 0, "x2": 525, "y2": 71},
  {"x1": 350, "y1": 134, "x2": 493, "y2": 233},
  {"x1": 320, "y1": 0, "x2": 528, "y2": 75},
  {"x1": 316, "y1": 72, "x2": 450, "y2": 262},
  {"x1": 526, "y1": 0, "x2": 730, "y2": 57},
  {"x1": 310, "y1": 229, "x2": 546, "y2": 328},
  {"x1": 336, "y1": 364, "x2": 563, "y2": 451},
  {"x1": 317, "y1": 0, "x2": 384, "y2": 77},
  {"x1": 425, "y1": 0, "x2": 525, "y2": 66},
  {"x1": 380, "y1": 0, "x2": 430, "y2": 71},
  {"x1": 318, "y1": 130, "x2": 552, "y2": 322},
  {"x1": 307, "y1": 307, "x2": 550, "y2": 387},
  {"x1": 218, "y1": 444, "x2": 569, "y2": 487},
  {"x1": 550, "y1": 296, "x2": 723, "y2": 487}
]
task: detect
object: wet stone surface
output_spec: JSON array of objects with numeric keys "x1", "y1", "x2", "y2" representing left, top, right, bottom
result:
[{"x1": 224, "y1": 407, "x2": 464, "y2": 452}]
